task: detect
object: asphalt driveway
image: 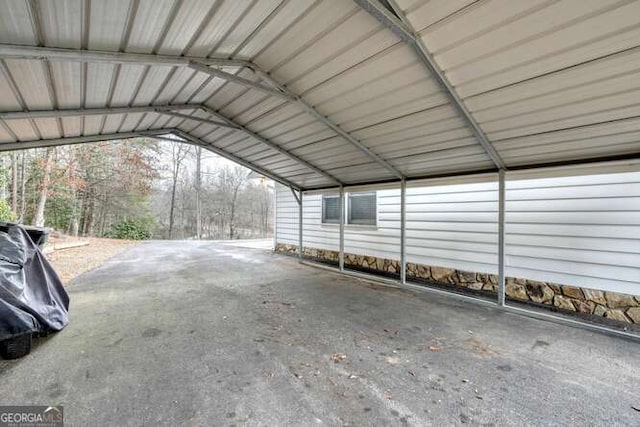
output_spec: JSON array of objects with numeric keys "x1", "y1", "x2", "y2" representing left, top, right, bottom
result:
[{"x1": 0, "y1": 241, "x2": 638, "y2": 425}]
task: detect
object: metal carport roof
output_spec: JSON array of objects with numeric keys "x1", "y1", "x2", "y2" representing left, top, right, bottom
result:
[{"x1": 1, "y1": 0, "x2": 639, "y2": 190}]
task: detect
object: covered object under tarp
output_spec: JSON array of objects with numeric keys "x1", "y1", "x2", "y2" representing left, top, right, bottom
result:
[{"x1": 0, "y1": 224, "x2": 69, "y2": 340}]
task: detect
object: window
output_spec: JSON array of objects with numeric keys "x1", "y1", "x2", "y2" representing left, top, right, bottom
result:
[
  {"x1": 348, "y1": 192, "x2": 376, "y2": 226},
  {"x1": 321, "y1": 192, "x2": 377, "y2": 226},
  {"x1": 322, "y1": 195, "x2": 340, "y2": 224}
]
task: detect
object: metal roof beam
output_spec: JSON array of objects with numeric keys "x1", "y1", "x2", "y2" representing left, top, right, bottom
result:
[
  {"x1": 0, "y1": 103, "x2": 337, "y2": 185},
  {"x1": 0, "y1": 127, "x2": 303, "y2": 189},
  {"x1": 189, "y1": 64, "x2": 404, "y2": 180},
  {"x1": 251, "y1": 69, "x2": 406, "y2": 180},
  {"x1": 160, "y1": 111, "x2": 238, "y2": 129},
  {"x1": 0, "y1": 129, "x2": 170, "y2": 151},
  {"x1": 0, "y1": 44, "x2": 249, "y2": 68},
  {"x1": 187, "y1": 61, "x2": 295, "y2": 102},
  {"x1": 197, "y1": 105, "x2": 343, "y2": 186},
  {"x1": 354, "y1": 0, "x2": 506, "y2": 171},
  {"x1": 170, "y1": 129, "x2": 302, "y2": 190},
  {"x1": 0, "y1": 104, "x2": 202, "y2": 120}
]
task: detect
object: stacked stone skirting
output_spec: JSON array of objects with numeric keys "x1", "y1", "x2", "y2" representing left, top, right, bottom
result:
[{"x1": 275, "y1": 243, "x2": 640, "y2": 325}]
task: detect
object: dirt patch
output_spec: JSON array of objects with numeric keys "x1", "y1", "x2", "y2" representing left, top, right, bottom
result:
[
  {"x1": 466, "y1": 337, "x2": 499, "y2": 357},
  {"x1": 46, "y1": 237, "x2": 141, "y2": 284}
]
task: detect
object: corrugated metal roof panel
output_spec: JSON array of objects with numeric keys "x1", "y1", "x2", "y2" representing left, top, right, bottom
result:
[
  {"x1": 33, "y1": 118, "x2": 60, "y2": 139},
  {"x1": 0, "y1": 71, "x2": 21, "y2": 110},
  {"x1": 50, "y1": 62, "x2": 81, "y2": 108},
  {"x1": 286, "y1": 27, "x2": 398, "y2": 95},
  {"x1": 110, "y1": 64, "x2": 146, "y2": 106},
  {"x1": 83, "y1": 115, "x2": 104, "y2": 135},
  {"x1": 38, "y1": 0, "x2": 83, "y2": 48},
  {"x1": 85, "y1": 63, "x2": 115, "y2": 108},
  {"x1": 0, "y1": 124, "x2": 13, "y2": 143},
  {"x1": 88, "y1": 0, "x2": 131, "y2": 51},
  {"x1": 184, "y1": 0, "x2": 254, "y2": 57},
  {"x1": 61, "y1": 117, "x2": 81, "y2": 137},
  {"x1": 254, "y1": 1, "x2": 358, "y2": 72},
  {"x1": 170, "y1": 71, "x2": 210, "y2": 104},
  {"x1": 135, "y1": 112, "x2": 162, "y2": 131},
  {"x1": 125, "y1": 0, "x2": 176, "y2": 54},
  {"x1": 120, "y1": 113, "x2": 145, "y2": 132},
  {"x1": 1, "y1": 0, "x2": 639, "y2": 189},
  {"x1": 212, "y1": 0, "x2": 283, "y2": 58},
  {"x1": 153, "y1": 67, "x2": 197, "y2": 104},
  {"x1": 133, "y1": 66, "x2": 174, "y2": 105},
  {"x1": 102, "y1": 113, "x2": 125, "y2": 134},
  {"x1": 5, "y1": 119, "x2": 38, "y2": 140},
  {"x1": 234, "y1": 0, "x2": 316, "y2": 60},
  {"x1": 0, "y1": 1, "x2": 36, "y2": 44},
  {"x1": 156, "y1": 0, "x2": 218, "y2": 55},
  {"x1": 4, "y1": 60, "x2": 53, "y2": 109}
]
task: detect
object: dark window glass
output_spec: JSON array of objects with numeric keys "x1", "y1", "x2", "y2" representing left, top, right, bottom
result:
[
  {"x1": 322, "y1": 195, "x2": 340, "y2": 223},
  {"x1": 348, "y1": 192, "x2": 376, "y2": 225}
]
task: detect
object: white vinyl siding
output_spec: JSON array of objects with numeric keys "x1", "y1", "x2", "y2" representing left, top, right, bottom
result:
[
  {"x1": 322, "y1": 195, "x2": 340, "y2": 224},
  {"x1": 275, "y1": 169, "x2": 640, "y2": 296},
  {"x1": 303, "y1": 192, "x2": 339, "y2": 252},
  {"x1": 505, "y1": 171, "x2": 640, "y2": 295},
  {"x1": 275, "y1": 184, "x2": 299, "y2": 246},
  {"x1": 405, "y1": 180, "x2": 499, "y2": 275},
  {"x1": 345, "y1": 189, "x2": 400, "y2": 261}
]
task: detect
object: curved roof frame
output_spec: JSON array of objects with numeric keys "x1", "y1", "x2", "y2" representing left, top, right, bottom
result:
[
  {"x1": 1, "y1": 0, "x2": 639, "y2": 191},
  {"x1": 0, "y1": 42, "x2": 405, "y2": 187},
  {"x1": 354, "y1": 0, "x2": 505, "y2": 170}
]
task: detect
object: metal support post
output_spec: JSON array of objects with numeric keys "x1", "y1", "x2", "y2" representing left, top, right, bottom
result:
[
  {"x1": 339, "y1": 187, "x2": 345, "y2": 271},
  {"x1": 298, "y1": 190, "x2": 303, "y2": 263},
  {"x1": 498, "y1": 170, "x2": 506, "y2": 306},
  {"x1": 400, "y1": 179, "x2": 407, "y2": 284}
]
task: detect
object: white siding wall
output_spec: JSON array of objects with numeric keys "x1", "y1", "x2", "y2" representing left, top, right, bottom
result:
[
  {"x1": 302, "y1": 192, "x2": 339, "y2": 252},
  {"x1": 275, "y1": 184, "x2": 299, "y2": 246},
  {"x1": 275, "y1": 169, "x2": 640, "y2": 296},
  {"x1": 344, "y1": 188, "x2": 401, "y2": 260},
  {"x1": 505, "y1": 171, "x2": 640, "y2": 295},
  {"x1": 406, "y1": 180, "x2": 499, "y2": 274}
]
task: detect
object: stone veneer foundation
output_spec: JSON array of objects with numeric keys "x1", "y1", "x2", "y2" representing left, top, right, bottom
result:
[{"x1": 275, "y1": 243, "x2": 640, "y2": 325}]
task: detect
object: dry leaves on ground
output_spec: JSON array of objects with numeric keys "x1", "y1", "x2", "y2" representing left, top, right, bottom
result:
[
  {"x1": 330, "y1": 353, "x2": 347, "y2": 363},
  {"x1": 46, "y1": 237, "x2": 141, "y2": 284}
]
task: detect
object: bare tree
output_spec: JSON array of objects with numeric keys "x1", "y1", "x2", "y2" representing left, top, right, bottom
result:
[
  {"x1": 195, "y1": 146, "x2": 202, "y2": 239},
  {"x1": 218, "y1": 165, "x2": 250, "y2": 240},
  {"x1": 32, "y1": 147, "x2": 55, "y2": 226},
  {"x1": 11, "y1": 152, "x2": 17, "y2": 215},
  {"x1": 168, "y1": 141, "x2": 191, "y2": 239}
]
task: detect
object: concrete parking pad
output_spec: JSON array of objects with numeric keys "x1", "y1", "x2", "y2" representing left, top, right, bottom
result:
[{"x1": 0, "y1": 241, "x2": 638, "y2": 425}]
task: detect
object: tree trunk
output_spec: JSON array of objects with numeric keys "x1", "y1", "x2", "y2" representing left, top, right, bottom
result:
[
  {"x1": 195, "y1": 146, "x2": 202, "y2": 240},
  {"x1": 168, "y1": 143, "x2": 189, "y2": 239},
  {"x1": 10, "y1": 152, "x2": 18, "y2": 215},
  {"x1": 229, "y1": 187, "x2": 240, "y2": 240},
  {"x1": 67, "y1": 159, "x2": 79, "y2": 236},
  {"x1": 32, "y1": 148, "x2": 54, "y2": 227},
  {"x1": 168, "y1": 168, "x2": 178, "y2": 238},
  {"x1": 19, "y1": 152, "x2": 27, "y2": 222}
]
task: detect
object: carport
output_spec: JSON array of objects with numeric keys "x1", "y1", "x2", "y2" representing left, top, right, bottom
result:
[
  {"x1": 1, "y1": 0, "x2": 639, "y2": 341},
  {"x1": 1, "y1": 3, "x2": 640, "y2": 423},
  {"x1": 2, "y1": 0, "x2": 639, "y2": 341}
]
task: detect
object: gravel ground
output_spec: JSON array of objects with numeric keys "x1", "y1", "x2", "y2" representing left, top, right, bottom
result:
[{"x1": 45, "y1": 237, "x2": 141, "y2": 284}]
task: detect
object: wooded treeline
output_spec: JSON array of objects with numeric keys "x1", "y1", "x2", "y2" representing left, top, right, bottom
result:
[{"x1": 0, "y1": 138, "x2": 274, "y2": 240}]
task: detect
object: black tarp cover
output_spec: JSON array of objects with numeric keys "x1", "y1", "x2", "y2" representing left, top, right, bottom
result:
[{"x1": 0, "y1": 224, "x2": 69, "y2": 340}]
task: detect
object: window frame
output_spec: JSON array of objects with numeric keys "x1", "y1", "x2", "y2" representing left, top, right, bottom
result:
[
  {"x1": 320, "y1": 191, "x2": 378, "y2": 228},
  {"x1": 347, "y1": 191, "x2": 377, "y2": 227},
  {"x1": 321, "y1": 194, "x2": 340, "y2": 224}
]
